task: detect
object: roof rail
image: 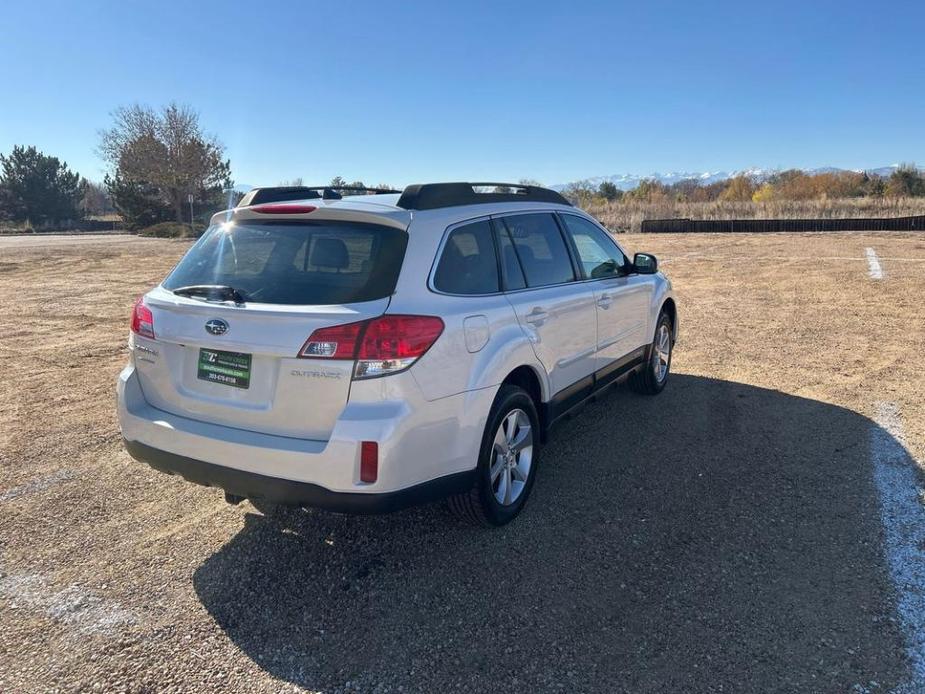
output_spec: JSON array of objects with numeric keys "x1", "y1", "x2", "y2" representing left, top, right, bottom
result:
[
  {"x1": 237, "y1": 185, "x2": 401, "y2": 207},
  {"x1": 396, "y1": 182, "x2": 571, "y2": 211}
]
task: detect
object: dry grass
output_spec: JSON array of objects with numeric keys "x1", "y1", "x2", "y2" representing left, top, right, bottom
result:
[{"x1": 586, "y1": 196, "x2": 925, "y2": 232}]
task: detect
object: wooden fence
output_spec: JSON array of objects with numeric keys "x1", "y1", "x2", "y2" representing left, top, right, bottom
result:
[{"x1": 640, "y1": 215, "x2": 925, "y2": 233}]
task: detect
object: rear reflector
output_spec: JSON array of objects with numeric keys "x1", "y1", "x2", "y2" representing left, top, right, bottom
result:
[
  {"x1": 251, "y1": 204, "x2": 318, "y2": 214},
  {"x1": 130, "y1": 297, "x2": 155, "y2": 338},
  {"x1": 360, "y1": 441, "x2": 378, "y2": 483},
  {"x1": 299, "y1": 315, "x2": 444, "y2": 379}
]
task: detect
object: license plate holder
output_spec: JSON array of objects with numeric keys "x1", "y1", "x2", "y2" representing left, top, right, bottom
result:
[{"x1": 197, "y1": 348, "x2": 252, "y2": 389}]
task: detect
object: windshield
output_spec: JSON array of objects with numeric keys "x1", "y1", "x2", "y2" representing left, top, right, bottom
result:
[{"x1": 162, "y1": 220, "x2": 408, "y2": 305}]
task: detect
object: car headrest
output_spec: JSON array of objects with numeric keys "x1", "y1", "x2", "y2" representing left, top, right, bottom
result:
[{"x1": 310, "y1": 237, "x2": 349, "y2": 269}]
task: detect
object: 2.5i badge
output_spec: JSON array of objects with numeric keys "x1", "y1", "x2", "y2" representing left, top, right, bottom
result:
[{"x1": 197, "y1": 348, "x2": 251, "y2": 389}]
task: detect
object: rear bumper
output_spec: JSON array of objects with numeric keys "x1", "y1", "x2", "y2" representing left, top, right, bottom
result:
[
  {"x1": 123, "y1": 438, "x2": 474, "y2": 513},
  {"x1": 117, "y1": 362, "x2": 494, "y2": 510}
]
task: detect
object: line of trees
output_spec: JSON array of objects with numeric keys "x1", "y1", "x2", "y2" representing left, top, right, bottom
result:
[
  {"x1": 0, "y1": 102, "x2": 234, "y2": 231},
  {"x1": 5, "y1": 105, "x2": 925, "y2": 233},
  {"x1": 563, "y1": 165, "x2": 925, "y2": 207}
]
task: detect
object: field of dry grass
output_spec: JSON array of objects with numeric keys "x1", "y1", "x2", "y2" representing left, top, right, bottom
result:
[
  {"x1": 1, "y1": 232, "x2": 925, "y2": 691},
  {"x1": 585, "y1": 196, "x2": 925, "y2": 232}
]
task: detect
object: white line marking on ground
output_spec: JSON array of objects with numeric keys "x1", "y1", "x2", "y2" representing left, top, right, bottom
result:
[
  {"x1": 0, "y1": 570, "x2": 135, "y2": 636},
  {"x1": 0, "y1": 469, "x2": 77, "y2": 502},
  {"x1": 872, "y1": 402, "x2": 925, "y2": 688},
  {"x1": 866, "y1": 248, "x2": 884, "y2": 279}
]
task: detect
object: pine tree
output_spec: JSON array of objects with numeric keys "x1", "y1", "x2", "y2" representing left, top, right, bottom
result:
[{"x1": 0, "y1": 145, "x2": 83, "y2": 223}]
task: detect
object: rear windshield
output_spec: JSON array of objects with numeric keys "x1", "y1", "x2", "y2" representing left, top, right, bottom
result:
[{"x1": 163, "y1": 220, "x2": 408, "y2": 305}]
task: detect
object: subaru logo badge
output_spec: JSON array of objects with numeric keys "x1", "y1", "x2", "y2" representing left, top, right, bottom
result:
[{"x1": 205, "y1": 319, "x2": 229, "y2": 336}]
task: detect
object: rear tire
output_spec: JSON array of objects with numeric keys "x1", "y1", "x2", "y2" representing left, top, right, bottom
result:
[
  {"x1": 449, "y1": 385, "x2": 540, "y2": 527},
  {"x1": 628, "y1": 311, "x2": 673, "y2": 395}
]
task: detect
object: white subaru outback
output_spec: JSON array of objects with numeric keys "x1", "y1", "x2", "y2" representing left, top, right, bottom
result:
[{"x1": 118, "y1": 182, "x2": 676, "y2": 525}]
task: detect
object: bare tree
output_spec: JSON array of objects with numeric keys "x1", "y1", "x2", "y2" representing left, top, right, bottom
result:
[
  {"x1": 99, "y1": 103, "x2": 231, "y2": 223},
  {"x1": 79, "y1": 180, "x2": 112, "y2": 216}
]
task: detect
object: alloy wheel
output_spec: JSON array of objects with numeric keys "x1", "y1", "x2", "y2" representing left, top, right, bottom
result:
[
  {"x1": 490, "y1": 408, "x2": 533, "y2": 506},
  {"x1": 653, "y1": 323, "x2": 671, "y2": 382}
]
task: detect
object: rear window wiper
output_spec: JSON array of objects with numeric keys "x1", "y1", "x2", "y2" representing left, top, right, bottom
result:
[{"x1": 171, "y1": 284, "x2": 247, "y2": 305}]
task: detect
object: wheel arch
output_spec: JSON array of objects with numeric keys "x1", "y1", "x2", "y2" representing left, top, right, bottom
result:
[
  {"x1": 500, "y1": 364, "x2": 549, "y2": 442},
  {"x1": 502, "y1": 365, "x2": 544, "y2": 403},
  {"x1": 660, "y1": 297, "x2": 678, "y2": 340}
]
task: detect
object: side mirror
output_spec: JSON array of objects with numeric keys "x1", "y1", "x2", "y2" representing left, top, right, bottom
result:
[{"x1": 633, "y1": 252, "x2": 658, "y2": 274}]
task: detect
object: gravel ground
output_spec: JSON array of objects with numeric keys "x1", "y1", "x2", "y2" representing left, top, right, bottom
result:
[{"x1": 1, "y1": 232, "x2": 924, "y2": 692}]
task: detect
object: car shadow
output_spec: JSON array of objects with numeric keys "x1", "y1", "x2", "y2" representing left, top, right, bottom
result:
[{"x1": 192, "y1": 374, "x2": 909, "y2": 692}]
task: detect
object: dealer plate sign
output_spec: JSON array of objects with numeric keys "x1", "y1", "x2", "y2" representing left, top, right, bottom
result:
[{"x1": 197, "y1": 349, "x2": 251, "y2": 389}]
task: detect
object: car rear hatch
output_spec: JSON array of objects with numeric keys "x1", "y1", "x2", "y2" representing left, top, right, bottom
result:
[{"x1": 133, "y1": 209, "x2": 409, "y2": 440}]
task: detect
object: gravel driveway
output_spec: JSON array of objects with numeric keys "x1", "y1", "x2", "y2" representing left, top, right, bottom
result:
[{"x1": 2, "y1": 233, "x2": 923, "y2": 692}]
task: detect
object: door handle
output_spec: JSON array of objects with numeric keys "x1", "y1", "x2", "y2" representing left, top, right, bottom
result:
[
  {"x1": 525, "y1": 307, "x2": 549, "y2": 326},
  {"x1": 597, "y1": 293, "x2": 613, "y2": 309}
]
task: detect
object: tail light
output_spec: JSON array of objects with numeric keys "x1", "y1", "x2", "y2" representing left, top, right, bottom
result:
[
  {"x1": 299, "y1": 321, "x2": 364, "y2": 359},
  {"x1": 299, "y1": 315, "x2": 444, "y2": 379},
  {"x1": 131, "y1": 297, "x2": 155, "y2": 339}
]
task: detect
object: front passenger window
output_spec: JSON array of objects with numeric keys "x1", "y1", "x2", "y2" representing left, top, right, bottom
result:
[{"x1": 560, "y1": 214, "x2": 627, "y2": 279}]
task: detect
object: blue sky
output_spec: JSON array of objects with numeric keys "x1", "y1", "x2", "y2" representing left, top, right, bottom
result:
[{"x1": 1, "y1": 0, "x2": 923, "y2": 187}]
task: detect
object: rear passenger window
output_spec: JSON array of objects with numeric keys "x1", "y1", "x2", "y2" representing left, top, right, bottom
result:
[
  {"x1": 433, "y1": 220, "x2": 500, "y2": 294},
  {"x1": 499, "y1": 213, "x2": 575, "y2": 288}
]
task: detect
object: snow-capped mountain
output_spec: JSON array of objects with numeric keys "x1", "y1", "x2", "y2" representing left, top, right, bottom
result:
[
  {"x1": 551, "y1": 171, "x2": 732, "y2": 192},
  {"x1": 866, "y1": 165, "x2": 909, "y2": 178},
  {"x1": 551, "y1": 165, "x2": 910, "y2": 192}
]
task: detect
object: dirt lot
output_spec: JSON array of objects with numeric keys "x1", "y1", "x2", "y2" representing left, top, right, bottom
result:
[{"x1": 2, "y1": 232, "x2": 924, "y2": 692}]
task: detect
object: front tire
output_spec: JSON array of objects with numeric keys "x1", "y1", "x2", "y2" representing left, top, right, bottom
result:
[
  {"x1": 628, "y1": 311, "x2": 673, "y2": 395},
  {"x1": 449, "y1": 385, "x2": 540, "y2": 526}
]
